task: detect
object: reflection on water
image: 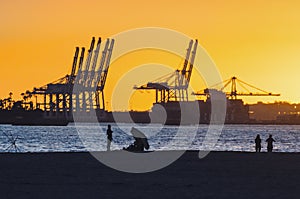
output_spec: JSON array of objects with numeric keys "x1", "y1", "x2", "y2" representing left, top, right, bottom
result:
[{"x1": 0, "y1": 123, "x2": 299, "y2": 153}]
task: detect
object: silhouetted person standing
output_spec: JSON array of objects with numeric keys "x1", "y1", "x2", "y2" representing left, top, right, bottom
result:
[
  {"x1": 266, "y1": 134, "x2": 275, "y2": 152},
  {"x1": 106, "y1": 125, "x2": 113, "y2": 151},
  {"x1": 255, "y1": 134, "x2": 261, "y2": 152}
]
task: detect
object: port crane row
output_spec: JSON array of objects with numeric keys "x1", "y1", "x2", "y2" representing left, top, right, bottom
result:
[
  {"x1": 0, "y1": 37, "x2": 279, "y2": 115},
  {"x1": 15, "y1": 37, "x2": 114, "y2": 117}
]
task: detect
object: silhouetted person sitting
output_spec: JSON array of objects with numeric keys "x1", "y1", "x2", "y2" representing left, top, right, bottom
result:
[
  {"x1": 255, "y1": 134, "x2": 261, "y2": 152},
  {"x1": 123, "y1": 127, "x2": 150, "y2": 152},
  {"x1": 106, "y1": 125, "x2": 113, "y2": 151},
  {"x1": 135, "y1": 138, "x2": 145, "y2": 151},
  {"x1": 124, "y1": 138, "x2": 145, "y2": 152},
  {"x1": 266, "y1": 134, "x2": 275, "y2": 152}
]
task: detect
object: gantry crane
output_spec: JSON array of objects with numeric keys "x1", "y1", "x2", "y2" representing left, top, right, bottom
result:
[
  {"x1": 74, "y1": 37, "x2": 114, "y2": 111},
  {"x1": 192, "y1": 76, "x2": 280, "y2": 99},
  {"x1": 135, "y1": 39, "x2": 198, "y2": 103},
  {"x1": 22, "y1": 37, "x2": 114, "y2": 118}
]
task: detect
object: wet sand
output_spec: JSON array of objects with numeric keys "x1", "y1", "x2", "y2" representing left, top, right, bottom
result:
[{"x1": 0, "y1": 151, "x2": 299, "y2": 199}]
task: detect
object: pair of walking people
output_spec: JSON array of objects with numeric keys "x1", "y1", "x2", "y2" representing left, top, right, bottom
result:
[{"x1": 255, "y1": 134, "x2": 275, "y2": 152}]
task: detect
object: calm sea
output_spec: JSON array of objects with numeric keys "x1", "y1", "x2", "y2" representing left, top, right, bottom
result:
[{"x1": 0, "y1": 123, "x2": 299, "y2": 153}]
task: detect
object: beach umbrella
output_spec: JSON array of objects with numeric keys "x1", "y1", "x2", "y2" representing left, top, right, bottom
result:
[{"x1": 130, "y1": 127, "x2": 150, "y2": 150}]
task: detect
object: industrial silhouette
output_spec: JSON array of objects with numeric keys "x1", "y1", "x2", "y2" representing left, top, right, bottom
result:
[{"x1": 0, "y1": 37, "x2": 288, "y2": 126}]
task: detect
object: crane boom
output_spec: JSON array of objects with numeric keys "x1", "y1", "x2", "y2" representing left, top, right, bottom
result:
[
  {"x1": 193, "y1": 90, "x2": 280, "y2": 97},
  {"x1": 186, "y1": 39, "x2": 198, "y2": 84},
  {"x1": 98, "y1": 39, "x2": 114, "y2": 90},
  {"x1": 86, "y1": 37, "x2": 101, "y2": 87},
  {"x1": 94, "y1": 39, "x2": 110, "y2": 88},
  {"x1": 81, "y1": 37, "x2": 95, "y2": 85},
  {"x1": 230, "y1": 93, "x2": 280, "y2": 96},
  {"x1": 179, "y1": 40, "x2": 193, "y2": 86},
  {"x1": 74, "y1": 47, "x2": 86, "y2": 85},
  {"x1": 69, "y1": 47, "x2": 79, "y2": 84}
]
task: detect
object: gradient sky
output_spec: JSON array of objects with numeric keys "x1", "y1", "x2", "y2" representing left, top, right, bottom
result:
[{"x1": 1, "y1": 0, "x2": 300, "y2": 110}]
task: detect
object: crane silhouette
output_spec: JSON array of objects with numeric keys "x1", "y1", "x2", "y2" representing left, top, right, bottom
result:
[
  {"x1": 135, "y1": 39, "x2": 198, "y2": 103},
  {"x1": 192, "y1": 76, "x2": 280, "y2": 99}
]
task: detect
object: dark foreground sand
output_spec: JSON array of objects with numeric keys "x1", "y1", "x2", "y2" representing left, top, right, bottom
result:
[{"x1": 0, "y1": 151, "x2": 299, "y2": 199}]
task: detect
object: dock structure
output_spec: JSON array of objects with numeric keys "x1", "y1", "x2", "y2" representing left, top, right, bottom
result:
[{"x1": 23, "y1": 37, "x2": 114, "y2": 121}]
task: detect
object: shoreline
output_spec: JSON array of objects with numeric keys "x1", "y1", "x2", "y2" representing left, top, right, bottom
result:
[
  {"x1": 1, "y1": 150, "x2": 300, "y2": 154},
  {"x1": 4, "y1": 122, "x2": 300, "y2": 126},
  {"x1": 0, "y1": 151, "x2": 299, "y2": 198}
]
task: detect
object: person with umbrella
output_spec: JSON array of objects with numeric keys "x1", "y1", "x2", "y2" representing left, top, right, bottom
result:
[{"x1": 124, "y1": 127, "x2": 149, "y2": 152}]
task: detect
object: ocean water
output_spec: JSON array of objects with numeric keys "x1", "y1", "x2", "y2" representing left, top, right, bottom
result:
[{"x1": 0, "y1": 123, "x2": 299, "y2": 153}]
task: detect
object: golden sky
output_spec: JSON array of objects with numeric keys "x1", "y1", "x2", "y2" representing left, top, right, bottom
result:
[{"x1": 1, "y1": 0, "x2": 300, "y2": 110}]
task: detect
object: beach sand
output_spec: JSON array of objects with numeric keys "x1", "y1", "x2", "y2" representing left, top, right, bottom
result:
[{"x1": 0, "y1": 151, "x2": 299, "y2": 199}]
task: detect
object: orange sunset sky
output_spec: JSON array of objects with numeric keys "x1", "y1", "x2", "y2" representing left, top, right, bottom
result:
[{"x1": 1, "y1": 0, "x2": 300, "y2": 111}]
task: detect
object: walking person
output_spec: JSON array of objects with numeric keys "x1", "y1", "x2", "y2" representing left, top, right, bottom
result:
[
  {"x1": 266, "y1": 134, "x2": 275, "y2": 152},
  {"x1": 255, "y1": 134, "x2": 261, "y2": 152},
  {"x1": 106, "y1": 124, "x2": 113, "y2": 151}
]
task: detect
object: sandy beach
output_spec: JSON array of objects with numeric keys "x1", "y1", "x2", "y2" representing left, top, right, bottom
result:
[{"x1": 0, "y1": 151, "x2": 299, "y2": 199}]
